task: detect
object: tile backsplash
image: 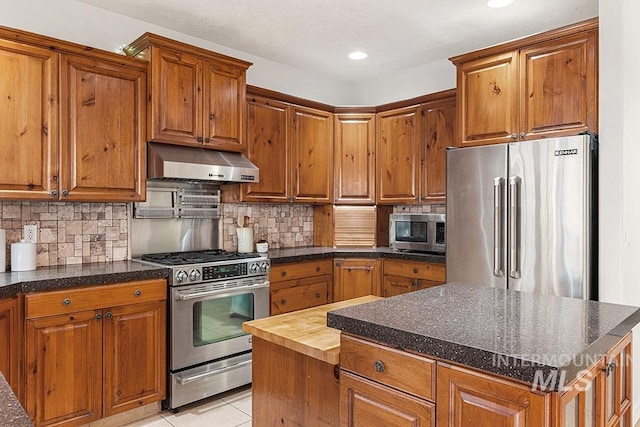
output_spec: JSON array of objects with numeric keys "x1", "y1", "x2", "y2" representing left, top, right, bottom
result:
[
  {"x1": 221, "y1": 203, "x2": 314, "y2": 251},
  {"x1": 0, "y1": 199, "x2": 444, "y2": 270},
  {"x1": 0, "y1": 201, "x2": 129, "y2": 269}
]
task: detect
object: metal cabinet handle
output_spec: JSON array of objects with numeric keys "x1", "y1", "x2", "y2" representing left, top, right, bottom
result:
[
  {"x1": 105, "y1": 312, "x2": 113, "y2": 319},
  {"x1": 196, "y1": 136, "x2": 203, "y2": 143},
  {"x1": 493, "y1": 177, "x2": 504, "y2": 277},
  {"x1": 520, "y1": 132, "x2": 526, "y2": 139},
  {"x1": 134, "y1": 289, "x2": 141, "y2": 297},
  {"x1": 205, "y1": 137, "x2": 211, "y2": 143},
  {"x1": 281, "y1": 271, "x2": 287, "y2": 277},
  {"x1": 508, "y1": 176, "x2": 521, "y2": 279},
  {"x1": 209, "y1": 113, "x2": 216, "y2": 120},
  {"x1": 62, "y1": 298, "x2": 71, "y2": 306},
  {"x1": 61, "y1": 190, "x2": 69, "y2": 197},
  {"x1": 604, "y1": 361, "x2": 616, "y2": 376},
  {"x1": 316, "y1": 266, "x2": 321, "y2": 272},
  {"x1": 413, "y1": 268, "x2": 419, "y2": 274},
  {"x1": 280, "y1": 299, "x2": 286, "y2": 305},
  {"x1": 374, "y1": 360, "x2": 385, "y2": 373},
  {"x1": 51, "y1": 190, "x2": 58, "y2": 197},
  {"x1": 95, "y1": 313, "x2": 102, "y2": 320},
  {"x1": 315, "y1": 292, "x2": 321, "y2": 298},
  {"x1": 510, "y1": 133, "x2": 517, "y2": 140}
]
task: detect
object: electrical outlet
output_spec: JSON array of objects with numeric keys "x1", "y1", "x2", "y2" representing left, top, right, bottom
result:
[{"x1": 24, "y1": 225, "x2": 37, "y2": 243}]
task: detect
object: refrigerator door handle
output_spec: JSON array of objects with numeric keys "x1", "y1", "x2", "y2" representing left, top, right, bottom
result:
[
  {"x1": 493, "y1": 177, "x2": 504, "y2": 277},
  {"x1": 508, "y1": 176, "x2": 521, "y2": 279}
]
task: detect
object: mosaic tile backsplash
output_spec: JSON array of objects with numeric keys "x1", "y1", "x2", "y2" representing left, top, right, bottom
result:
[
  {"x1": 0, "y1": 201, "x2": 129, "y2": 269},
  {"x1": 221, "y1": 203, "x2": 314, "y2": 251},
  {"x1": 0, "y1": 199, "x2": 444, "y2": 270}
]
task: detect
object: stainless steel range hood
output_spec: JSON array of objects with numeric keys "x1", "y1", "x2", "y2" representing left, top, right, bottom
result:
[{"x1": 147, "y1": 142, "x2": 259, "y2": 183}]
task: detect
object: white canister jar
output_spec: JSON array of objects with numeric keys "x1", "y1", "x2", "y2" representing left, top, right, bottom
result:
[
  {"x1": 236, "y1": 228, "x2": 254, "y2": 253},
  {"x1": 11, "y1": 240, "x2": 36, "y2": 271}
]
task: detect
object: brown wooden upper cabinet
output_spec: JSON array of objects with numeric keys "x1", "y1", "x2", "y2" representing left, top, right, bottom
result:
[
  {"x1": 126, "y1": 33, "x2": 251, "y2": 152},
  {"x1": 451, "y1": 18, "x2": 598, "y2": 147},
  {"x1": 0, "y1": 29, "x2": 146, "y2": 202},
  {"x1": 241, "y1": 94, "x2": 334, "y2": 204},
  {"x1": 376, "y1": 90, "x2": 456, "y2": 204},
  {"x1": 334, "y1": 114, "x2": 376, "y2": 205}
]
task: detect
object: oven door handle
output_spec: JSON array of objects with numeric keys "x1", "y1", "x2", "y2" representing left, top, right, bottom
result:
[
  {"x1": 175, "y1": 360, "x2": 253, "y2": 385},
  {"x1": 175, "y1": 280, "x2": 270, "y2": 301}
]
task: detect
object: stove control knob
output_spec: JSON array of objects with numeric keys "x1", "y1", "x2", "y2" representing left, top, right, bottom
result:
[
  {"x1": 189, "y1": 269, "x2": 201, "y2": 281},
  {"x1": 259, "y1": 262, "x2": 269, "y2": 273},
  {"x1": 249, "y1": 263, "x2": 259, "y2": 274},
  {"x1": 176, "y1": 270, "x2": 188, "y2": 283}
]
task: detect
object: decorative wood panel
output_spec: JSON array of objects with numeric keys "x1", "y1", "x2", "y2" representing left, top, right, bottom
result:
[{"x1": 0, "y1": 296, "x2": 21, "y2": 401}]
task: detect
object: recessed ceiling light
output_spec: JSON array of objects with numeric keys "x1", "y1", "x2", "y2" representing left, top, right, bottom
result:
[
  {"x1": 487, "y1": 0, "x2": 514, "y2": 7},
  {"x1": 348, "y1": 51, "x2": 368, "y2": 60}
]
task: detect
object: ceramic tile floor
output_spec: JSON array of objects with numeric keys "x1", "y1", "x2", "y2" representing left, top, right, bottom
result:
[{"x1": 123, "y1": 385, "x2": 252, "y2": 427}]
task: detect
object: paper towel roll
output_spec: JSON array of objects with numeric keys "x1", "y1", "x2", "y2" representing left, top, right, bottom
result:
[
  {"x1": 11, "y1": 240, "x2": 36, "y2": 272},
  {"x1": 236, "y1": 228, "x2": 254, "y2": 253},
  {"x1": 0, "y1": 229, "x2": 5, "y2": 273}
]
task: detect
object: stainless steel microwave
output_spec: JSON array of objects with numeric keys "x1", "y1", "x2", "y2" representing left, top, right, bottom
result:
[{"x1": 389, "y1": 213, "x2": 446, "y2": 253}]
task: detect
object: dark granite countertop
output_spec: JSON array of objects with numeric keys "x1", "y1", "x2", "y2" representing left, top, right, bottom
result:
[
  {"x1": 0, "y1": 261, "x2": 169, "y2": 299},
  {"x1": 266, "y1": 246, "x2": 445, "y2": 265},
  {"x1": 327, "y1": 283, "x2": 640, "y2": 391},
  {"x1": 0, "y1": 372, "x2": 32, "y2": 427}
]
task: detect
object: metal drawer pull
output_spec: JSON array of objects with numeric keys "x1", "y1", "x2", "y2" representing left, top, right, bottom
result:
[
  {"x1": 374, "y1": 360, "x2": 385, "y2": 373},
  {"x1": 176, "y1": 360, "x2": 252, "y2": 385},
  {"x1": 315, "y1": 292, "x2": 321, "y2": 298},
  {"x1": 346, "y1": 266, "x2": 373, "y2": 272},
  {"x1": 105, "y1": 312, "x2": 113, "y2": 319},
  {"x1": 95, "y1": 313, "x2": 102, "y2": 320},
  {"x1": 62, "y1": 298, "x2": 71, "y2": 306},
  {"x1": 134, "y1": 289, "x2": 142, "y2": 297}
]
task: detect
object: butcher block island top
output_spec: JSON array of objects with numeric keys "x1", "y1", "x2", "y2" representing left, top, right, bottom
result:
[{"x1": 242, "y1": 295, "x2": 381, "y2": 364}]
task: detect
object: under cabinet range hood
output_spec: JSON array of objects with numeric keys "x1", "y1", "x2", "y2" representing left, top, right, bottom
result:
[{"x1": 147, "y1": 142, "x2": 259, "y2": 183}]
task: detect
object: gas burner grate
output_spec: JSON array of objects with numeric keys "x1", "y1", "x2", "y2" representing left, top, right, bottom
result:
[{"x1": 140, "y1": 250, "x2": 262, "y2": 266}]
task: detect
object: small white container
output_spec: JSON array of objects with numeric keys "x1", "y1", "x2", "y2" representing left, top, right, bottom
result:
[
  {"x1": 237, "y1": 228, "x2": 254, "y2": 253},
  {"x1": 11, "y1": 240, "x2": 36, "y2": 271},
  {"x1": 256, "y1": 242, "x2": 269, "y2": 253}
]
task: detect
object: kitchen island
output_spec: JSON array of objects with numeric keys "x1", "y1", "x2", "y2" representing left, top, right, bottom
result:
[{"x1": 246, "y1": 283, "x2": 640, "y2": 426}]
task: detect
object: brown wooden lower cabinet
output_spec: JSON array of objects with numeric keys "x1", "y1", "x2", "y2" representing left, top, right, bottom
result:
[
  {"x1": 270, "y1": 260, "x2": 333, "y2": 314},
  {"x1": 382, "y1": 258, "x2": 445, "y2": 297},
  {"x1": 340, "y1": 333, "x2": 633, "y2": 427},
  {"x1": 0, "y1": 295, "x2": 22, "y2": 402},
  {"x1": 333, "y1": 258, "x2": 381, "y2": 301},
  {"x1": 24, "y1": 279, "x2": 167, "y2": 427}
]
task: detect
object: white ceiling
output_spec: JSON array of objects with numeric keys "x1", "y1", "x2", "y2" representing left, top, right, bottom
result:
[{"x1": 78, "y1": 0, "x2": 598, "y2": 83}]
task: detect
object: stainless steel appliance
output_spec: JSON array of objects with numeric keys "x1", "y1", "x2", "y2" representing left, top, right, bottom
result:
[
  {"x1": 389, "y1": 213, "x2": 446, "y2": 253},
  {"x1": 446, "y1": 133, "x2": 597, "y2": 299},
  {"x1": 135, "y1": 250, "x2": 270, "y2": 409}
]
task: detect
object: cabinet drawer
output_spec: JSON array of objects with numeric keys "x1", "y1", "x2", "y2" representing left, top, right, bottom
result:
[
  {"x1": 25, "y1": 279, "x2": 167, "y2": 319},
  {"x1": 383, "y1": 260, "x2": 445, "y2": 282},
  {"x1": 270, "y1": 259, "x2": 333, "y2": 282},
  {"x1": 270, "y1": 281, "x2": 328, "y2": 315},
  {"x1": 340, "y1": 334, "x2": 436, "y2": 402}
]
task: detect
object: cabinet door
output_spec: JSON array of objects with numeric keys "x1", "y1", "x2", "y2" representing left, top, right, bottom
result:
[
  {"x1": 603, "y1": 333, "x2": 632, "y2": 427},
  {"x1": 340, "y1": 371, "x2": 435, "y2": 427},
  {"x1": 0, "y1": 39, "x2": 57, "y2": 200},
  {"x1": 149, "y1": 47, "x2": 202, "y2": 145},
  {"x1": 376, "y1": 105, "x2": 421, "y2": 204},
  {"x1": 270, "y1": 275, "x2": 331, "y2": 315},
  {"x1": 457, "y1": 51, "x2": 518, "y2": 146},
  {"x1": 382, "y1": 274, "x2": 415, "y2": 297},
  {"x1": 422, "y1": 96, "x2": 455, "y2": 202},
  {"x1": 334, "y1": 259, "x2": 381, "y2": 301},
  {"x1": 59, "y1": 54, "x2": 146, "y2": 202},
  {"x1": 103, "y1": 301, "x2": 166, "y2": 416},
  {"x1": 291, "y1": 106, "x2": 334, "y2": 203},
  {"x1": 519, "y1": 31, "x2": 598, "y2": 140},
  {"x1": 26, "y1": 310, "x2": 103, "y2": 426},
  {"x1": 557, "y1": 362, "x2": 603, "y2": 427},
  {"x1": 202, "y1": 60, "x2": 246, "y2": 152},
  {"x1": 0, "y1": 297, "x2": 20, "y2": 400},
  {"x1": 334, "y1": 114, "x2": 376, "y2": 205},
  {"x1": 243, "y1": 96, "x2": 290, "y2": 202},
  {"x1": 437, "y1": 363, "x2": 550, "y2": 427}
]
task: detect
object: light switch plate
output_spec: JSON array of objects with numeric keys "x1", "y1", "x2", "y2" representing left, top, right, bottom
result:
[{"x1": 24, "y1": 225, "x2": 37, "y2": 243}]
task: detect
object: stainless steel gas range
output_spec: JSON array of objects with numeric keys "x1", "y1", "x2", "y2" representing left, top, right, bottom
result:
[{"x1": 135, "y1": 249, "x2": 270, "y2": 410}]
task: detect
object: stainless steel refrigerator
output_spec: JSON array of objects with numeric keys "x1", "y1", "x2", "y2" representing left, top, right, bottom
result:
[{"x1": 445, "y1": 134, "x2": 597, "y2": 299}]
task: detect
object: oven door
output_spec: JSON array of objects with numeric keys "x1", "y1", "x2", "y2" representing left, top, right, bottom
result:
[{"x1": 170, "y1": 278, "x2": 270, "y2": 371}]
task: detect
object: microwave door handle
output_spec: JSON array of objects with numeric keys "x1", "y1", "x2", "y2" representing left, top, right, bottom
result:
[
  {"x1": 508, "y1": 176, "x2": 521, "y2": 279},
  {"x1": 493, "y1": 177, "x2": 504, "y2": 277},
  {"x1": 175, "y1": 280, "x2": 270, "y2": 301}
]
